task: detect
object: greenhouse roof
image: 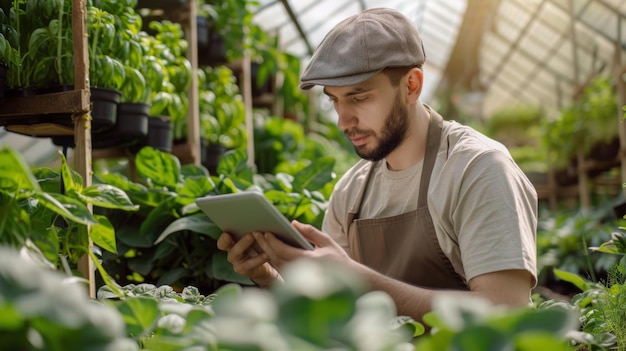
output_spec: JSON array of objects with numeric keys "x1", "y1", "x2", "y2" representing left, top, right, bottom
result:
[
  {"x1": 254, "y1": 0, "x2": 626, "y2": 118},
  {"x1": 2, "y1": 0, "x2": 626, "y2": 165}
]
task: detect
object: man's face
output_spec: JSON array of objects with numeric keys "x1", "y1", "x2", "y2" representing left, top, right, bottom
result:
[{"x1": 324, "y1": 74, "x2": 409, "y2": 161}]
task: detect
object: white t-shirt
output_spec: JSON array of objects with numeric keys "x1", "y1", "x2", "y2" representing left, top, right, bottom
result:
[{"x1": 322, "y1": 119, "x2": 538, "y2": 285}]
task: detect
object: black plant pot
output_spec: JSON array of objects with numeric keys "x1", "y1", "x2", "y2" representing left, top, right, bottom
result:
[
  {"x1": 0, "y1": 63, "x2": 7, "y2": 101},
  {"x1": 198, "y1": 29, "x2": 228, "y2": 66},
  {"x1": 196, "y1": 15, "x2": 209, "y2": 48},
  {"x1": 130, "y1": 116, "x2": 173, "y2": 153},
  {"x1": 202, "y1": 143, "x2": 227, "y2": 175},
  {"x1": 249, "y1": 62, "x2": 273, "y2": 97},
  {"x1": 90, "y1": 87, "x2": 121, "y2": 133},
  {"x1": 44, "y1": 85, "x2": 120, "y2": 134},
  {"x1": 92, "y1": 102, "x2": 150, "y2": 149},
  {"x1": 588, "y1": 137, "x2": 619, "y2": 162}
]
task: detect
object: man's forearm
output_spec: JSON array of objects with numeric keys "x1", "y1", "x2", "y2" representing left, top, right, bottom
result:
[{"x1": 348, "y1": 261, "x2": 480, "y2": 321}]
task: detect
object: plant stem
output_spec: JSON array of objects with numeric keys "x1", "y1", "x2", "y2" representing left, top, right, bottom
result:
[{"x1": 56, "y1": 0, "x2": 64, "y2": 83}]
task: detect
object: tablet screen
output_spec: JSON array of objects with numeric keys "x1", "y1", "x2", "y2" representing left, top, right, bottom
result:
[{"x1": 196, "y1": 192, "x2": 314, "y2": 250}]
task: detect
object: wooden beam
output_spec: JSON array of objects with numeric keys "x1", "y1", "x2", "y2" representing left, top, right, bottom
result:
[
  {"x1": 0, "y1": 90, "x2": 89, "y2": 117},
  {"x1": 72, "y1": 0, "x2": 94, "y2": 299}
]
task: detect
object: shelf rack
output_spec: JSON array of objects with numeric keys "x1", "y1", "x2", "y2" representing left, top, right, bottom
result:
[{"x1": 0, "y1": 0, "x2": 94, "y2": 296}]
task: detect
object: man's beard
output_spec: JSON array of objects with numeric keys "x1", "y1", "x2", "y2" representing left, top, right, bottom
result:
[{"x1": 348, "y1": 92, "x2": 409, "y2": 161}]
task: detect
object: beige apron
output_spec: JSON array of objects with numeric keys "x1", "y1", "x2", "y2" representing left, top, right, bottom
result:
[{"x1": 346, "y1": 111, "x2": 468, "y2": 290}]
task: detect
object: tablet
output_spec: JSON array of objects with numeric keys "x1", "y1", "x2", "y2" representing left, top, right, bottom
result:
[{"x1": 195, "y1": 192, "x2": 314, "y2": 251}]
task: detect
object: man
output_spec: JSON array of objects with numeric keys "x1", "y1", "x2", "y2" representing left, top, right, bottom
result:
[{"x1": 217, "y1": 7, "x2": 537, "y2": 320}]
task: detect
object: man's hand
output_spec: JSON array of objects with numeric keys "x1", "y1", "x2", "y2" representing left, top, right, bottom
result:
[
  {"x1": 253, "y1": 220, "x2": 352, "y2": 270},
  {"x1": 216, "y1": 232, "x2": 279, "y2": 288}
]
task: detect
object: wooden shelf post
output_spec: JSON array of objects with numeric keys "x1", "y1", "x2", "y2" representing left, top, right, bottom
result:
[{"x1": 72, "y1": 0, "x2": 95, "y2": 298}]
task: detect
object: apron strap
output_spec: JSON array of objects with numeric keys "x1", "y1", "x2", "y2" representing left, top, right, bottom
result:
[{"x1": 418, "y1": 111, "x2": 443, "y2": 207}]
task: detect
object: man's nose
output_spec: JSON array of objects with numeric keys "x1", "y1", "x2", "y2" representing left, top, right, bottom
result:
[{"x1": 336, "y1": 104, "x2": 357, "y2": 131}]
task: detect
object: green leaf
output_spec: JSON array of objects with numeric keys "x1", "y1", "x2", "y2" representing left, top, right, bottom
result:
[
  {"x1": 32, "y1": 192, "x2": 97, "y2": 225},
  {"x1": 292, "y1": 157, "x2": 335, "y2": 192},
  {"x1": 60, "y1": 152, "x2": 82, "y2": 193},
  {"x1": 181, "y1": 164, "x2": 209, "y2": 177},
  {"x1": 176, "y1": 176, "x2": 216, "y2": 200},
  {"x1": 0, "y1": 191, "x2": 30, "y2": 247},
  {"x1": 0, "y1": 147, "x2": 40, "y2": 192},
  {"x1": 94, "y1": 172, "x2": 146, "y2": 193},
  {"x1": 155, "y1": 214, "x2": 222, "y2": 244},
  {"x1": 27, "y1": 27, "x2": 50, "y2": 58},
  {"x1": 135, "y1": 147, "x2": 181, "y2": 189},
  {"x1": 590, "y1": 232, "x2": 626, "y2": 255},
  {"x1": 139, "y1": 198, "x2": 178, "y2": 243},
  {"x1": 451, "y1": 325, "x2": 511, "y2": 351},
  {"x1": 91, "y1": 215, "x2": 117, "y2": 254},
  {"x1": 513, "y1": 332, "x2": 573, "y2": 351},
  {"x1": 115, "y1": 296, "x2": 160, "y2": 337},
  {"x1": 553, "y1": 268, "x2": 590, "y2": 292},
  {"x1": 511, "y1": 307, "x2": 578, "y2": 335},
  {"x1": 31, "y1": 56, "x2": 55, "y2": 86},
  {"x1": 89, "y1": 250, "x2": 124, "y2": 299},
  {"x1": 157, "y1": 267, "x2": 189, "y2": 286},
  {"x1": 78, "y1": 184, "x2": 138, "y2": 211},
  {"x1": 216, "y1": 148, "x2": 254, "y2": 187}
]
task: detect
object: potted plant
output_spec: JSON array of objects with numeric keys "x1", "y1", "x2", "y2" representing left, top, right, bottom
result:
[
  {"x1": 196, "y1": 0, "x2": 258, "y2": 66},
  {"x1": 93, "y1": 4, "x2": 150, "y2": 149},
  {"x1": 0, "y1": 32, "x2": 11, "y2": 100},
  {"x1": 130, "y1": 20, "x2": 191, "y2": 153},
  {"x1": 580, "y1": 76, "x2": 619, "y2": 162},
  {"x1": 199, "y1": 65, "x2": 246, "y2": 174},
  {"x1": 0, "y1": 145, "x2": 138, "y2": 290},
  {"x1": 87, "y1": 5, "x2": 124, "y2": 132}
]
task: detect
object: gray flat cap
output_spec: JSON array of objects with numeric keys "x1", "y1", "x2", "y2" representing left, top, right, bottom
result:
[{"x1": 299, "y1": 7, "x2": 426, "y2": 90}]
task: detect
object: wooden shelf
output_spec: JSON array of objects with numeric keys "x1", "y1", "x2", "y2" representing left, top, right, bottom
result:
[
  {"x1": 6, "y1": 123, "x2": 74, "y2": 137},
  {"x1": 0, "y1": 89, "x2": 91, "y2": 137},
  {"x1": 0, "y1": 89, "x2": 90, "y2": 117}
]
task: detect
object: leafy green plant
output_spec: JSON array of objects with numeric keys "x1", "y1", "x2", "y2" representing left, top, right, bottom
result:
[
  {"x1": 95, "y1": 146, "x2": 250, "y2": 292},
  {"x1": 199, "y1": 65, "x2": 246, "y2": 148},
  {"x1": 485, "y1": 105, "x2": 542, "y2": 147},
  {"x1": 416, "y1": 294, "x2": 579, "y2": 351},
  {"x1": 87, "y1": 5, "x2": 125, "y2": 90},
  {"x1": 0, "y1": 9, "x2": 19, "y2": 70},
  {"x1": 540, "y1": 76, "x2": 618, "y2": 169},
  {"x1": 97, "y1": 258, "x2": 420, "y2": 350},
  {"x1": 0, "y1": 0, "x2": 71, "y2": 89},
  {"x1": 95, "y1": 145, "x2": 335, "y2": 293},
  {"x1": 0, "y1": 247, "x2": 139, "y2": 351},
  {"x1": 199, "y1": 0, "x2": 258, "y2": 62},
  {"x1": 0, "y1": 146, "x2": 138, "y2": 288},
  {"x1": 107, "y1": 3, "x2": 149, "y2": 103},
  {"x1": 536, "y1": 205, "x2": 624, "y2": 292},
  {"x1": 140, "y1": 20, "x2": 191, "y2": 136}
]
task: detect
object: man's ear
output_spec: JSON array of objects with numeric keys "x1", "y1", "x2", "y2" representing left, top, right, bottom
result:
[{"x1": 406, "y1": 68, "x2": 423, "y2": 103}]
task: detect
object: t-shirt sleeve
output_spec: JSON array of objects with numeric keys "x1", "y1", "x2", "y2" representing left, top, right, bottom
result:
[
  {"x1": 322, "y1": 182, "x2": 351, "y2": 254},
  {"x1": 452, "y1": 150, "x2": 538, "y2": 286}
]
